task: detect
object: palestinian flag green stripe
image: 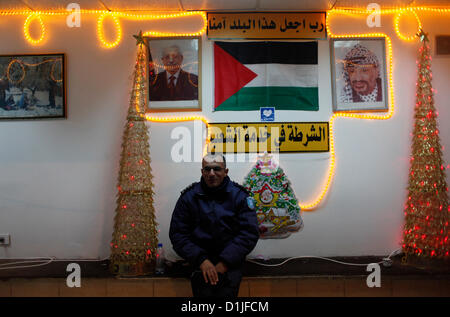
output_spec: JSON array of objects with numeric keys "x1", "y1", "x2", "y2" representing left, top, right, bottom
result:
[{"x1": 216, "y1": 87, "x2": 319, "y2": 111}]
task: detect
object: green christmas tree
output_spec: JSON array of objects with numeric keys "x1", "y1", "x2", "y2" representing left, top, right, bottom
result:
[
  {"x1": 402, "y1": 30, "x2": 449, "y2": 260},
  {"x1": 109, "y1": 32, "x2": 158, "y2": 276},
  {"x1": 243, "y1": 153, "x2": 303, "y2": 239}
]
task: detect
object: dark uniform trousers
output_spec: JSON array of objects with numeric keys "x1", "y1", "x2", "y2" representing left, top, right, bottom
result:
[{"x1": 191, "y1": 268, "x2": 242, "y2": 298}]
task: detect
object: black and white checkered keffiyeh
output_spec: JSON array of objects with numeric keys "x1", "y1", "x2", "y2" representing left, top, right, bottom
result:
[{"x1": 340, "y1": 44, "x2": 380, "y2": 103}]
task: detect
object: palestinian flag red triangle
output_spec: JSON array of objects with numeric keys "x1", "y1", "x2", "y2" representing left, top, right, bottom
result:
[{"x1": 214, "y1": 43, "x2": 257, "y2": 109}]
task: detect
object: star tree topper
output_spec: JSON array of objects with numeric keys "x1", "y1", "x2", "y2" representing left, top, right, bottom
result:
[
  {"x1": 416, "y1": 29, "x2": 429, "y2": 43},
  {"x1": 133, "y1": 30, "x2": 146, "y2": 46}
]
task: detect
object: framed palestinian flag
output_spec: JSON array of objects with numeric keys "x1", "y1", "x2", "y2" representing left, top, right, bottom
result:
[{"x1": 214, "y1": 41, "x2": 319, "y2": 112}]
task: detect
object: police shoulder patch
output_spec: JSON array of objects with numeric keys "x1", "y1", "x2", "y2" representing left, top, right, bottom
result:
[
  {"x1": 180, "y1": 182, "x2": 196, "y2": 195},
  {"x1": 246, "y1": 197, "x2": 256, "y2": 210}
]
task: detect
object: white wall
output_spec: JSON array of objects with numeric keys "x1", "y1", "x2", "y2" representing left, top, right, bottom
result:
[{"x1": 0, "y1": 12, "x2": 449, "y2": 261}]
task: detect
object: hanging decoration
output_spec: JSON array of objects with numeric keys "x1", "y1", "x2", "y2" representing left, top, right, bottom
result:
[
  {"x1": 402, "y1": 29, "x2": 449, "y2": 260},
  {"x1": 109, "y1": 32, "x2": 158, "y2": 276},
  {"x1": 0, "y1": 6, "x2": 448, "y2": 47},
  {"x1": 0, "y1": 9, "x2": 206, "y2": 47},
  {"x1": 0, "y1": 5, "x2": 447, "y2": 213},
  {"x1": 243, "y1": 153, "x2": 303, "y2": 239}
]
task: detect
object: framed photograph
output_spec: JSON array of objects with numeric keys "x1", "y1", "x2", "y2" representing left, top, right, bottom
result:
[
  {"x1": 0, "y1": 53, "x2": 66, "y2": 120},
  {"x1": 330, "y1": 38, "x2": 388, "y2": 112},
  {"x1": 146, "y1": 36, "x2": 201, "y2": 112}
]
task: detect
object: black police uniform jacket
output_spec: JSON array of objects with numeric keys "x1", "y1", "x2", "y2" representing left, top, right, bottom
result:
[{"x1": 169, "y1": 176, "x2": 259, "y2": 269}]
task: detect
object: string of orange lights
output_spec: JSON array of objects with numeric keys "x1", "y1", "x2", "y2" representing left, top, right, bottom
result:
[
  {"x1": 144, "y1": 7, "x2": 444, "y2": 211},
  {"x1": 1, "y1": 6, "x2": 449, "y2": 210},
  {"x1": 2, "y1": 7, "x2": 448, "y2": 46},
  {"x1": 4, "y1": 58, "x2": 63, "y2": 84},
  {"x1": 0, "y1": 9, "x2": 207, "y2": 46}
]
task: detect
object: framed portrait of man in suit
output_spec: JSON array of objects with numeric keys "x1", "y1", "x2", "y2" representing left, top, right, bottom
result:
[
  {"x1": 330, "y1": 38, "x2": 389, "y2": 112},
  {"x1": 146, "y1": 36, "x2": 201, "y2": 112}
]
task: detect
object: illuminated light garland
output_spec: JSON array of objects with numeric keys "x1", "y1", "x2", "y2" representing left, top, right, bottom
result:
[
  {"x1": 143, "y1": 16, "x2": 207, "y2": 37},
  {"x1": 50, "y1": 59, "x2": 63, "y2": 83},
  {"x1": 6, "y1": 6, "x2": 445, "y2": 211},
  {"x1": 298, "y1": 12, "x2": 397, "y2": 211},
  {"x1": 6, "y1": 59, "x2": 26, "y2": 84},
  {"x1": 97, "y1": 12, "x2": 122, "y2": 48},
  {"x1": 1, "y1": 9, "x2": 207, "y2": 46},
  {"x1": 145, "y1": 114, "x2": 209, "y2": 126},
  {"x1": 2, "y1": 7, "x2": 449, "y2": 45},
  {"x1": 328, "y1": 6, "x2": 450, "y2": 16},
  {"x1": 327, "y1": 7, "x2": 450, "y2": 42},
  {"x1": 23, "y1": 12, "x2": 45, "y2": 45},
  {"x1": 300, "y1": 33, "x2": 394, "y2": 211},
  {"x1": 121, "y1": 11, "x2": 207, "y2": 38},
  {"x1": 298, "y1": 115, "x2": 337, "y2": 211},
  {"x1": 143, "y1": 32, "x2": 395, "y2": 212},
  {"x1": 151, "y1": 61, "x2": 198, "y2": 69},
  {"x1": 312, "y1": 7, "x2": 447, "y2": 211},
  {"x1": 4, "y1": 58, "x2": 62, "y2": 84},
  {"x1": 394, "y1": 9, "x2": 422, "y2": 41}
]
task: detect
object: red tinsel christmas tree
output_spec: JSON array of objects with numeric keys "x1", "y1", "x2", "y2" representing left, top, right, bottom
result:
[{"x1": 402, "y1": 29, "x2": 449, "y2": 260}]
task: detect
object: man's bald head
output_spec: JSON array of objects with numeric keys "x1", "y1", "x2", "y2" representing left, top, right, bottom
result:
[{"x1": 202, "y1": 154, "x2": 226, "y2": 168}]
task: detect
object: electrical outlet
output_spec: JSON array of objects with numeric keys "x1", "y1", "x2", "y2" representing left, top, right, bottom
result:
[{"x1": 0, "y1": 234, "x2": 10, "y2": 246}]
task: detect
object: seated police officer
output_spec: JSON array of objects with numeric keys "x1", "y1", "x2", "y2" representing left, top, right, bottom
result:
[{"x1": 169, "y1": 154, "x2": 259, "y2": 297}]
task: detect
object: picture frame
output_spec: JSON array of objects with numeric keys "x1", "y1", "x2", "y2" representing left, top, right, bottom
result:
[
  {"x1": 330, "y1": 38, "x2": 388, "y2": 112},
  {"x1": 0, "y1": 53, "x2": 66, "y2": 120},
  {"x1": 146, "y1": 36, "x2": 201, "y2": 112}
]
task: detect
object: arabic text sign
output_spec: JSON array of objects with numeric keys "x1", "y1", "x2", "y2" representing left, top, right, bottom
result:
[
  {"x1": 207, "y1": 122, "x2": 329, "y2": 153},
  {"x1": 207, "y1": 12, "x2": 326, "y2": 39}
]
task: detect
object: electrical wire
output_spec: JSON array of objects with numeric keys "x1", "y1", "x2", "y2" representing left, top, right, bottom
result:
[
  {"x1": 0, "y1": 250, "x2": 402, "y2": 270},
  {"x1": 0, "y1": 256, "x2": 109, "y2": 270},
  {"x1": 0, "y1": 257, "x2": 55, "y2": 270},
  {"x1": 246, "y1": 249, "x2": 401, "y2": 267}
]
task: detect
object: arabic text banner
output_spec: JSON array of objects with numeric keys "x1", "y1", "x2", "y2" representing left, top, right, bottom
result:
[
  {"x1": 207, "y1": 12, "x2": 326, "y2": 39},
  {"x1": 207, "y1": 122, "x2": 329, "y2": 153}
]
